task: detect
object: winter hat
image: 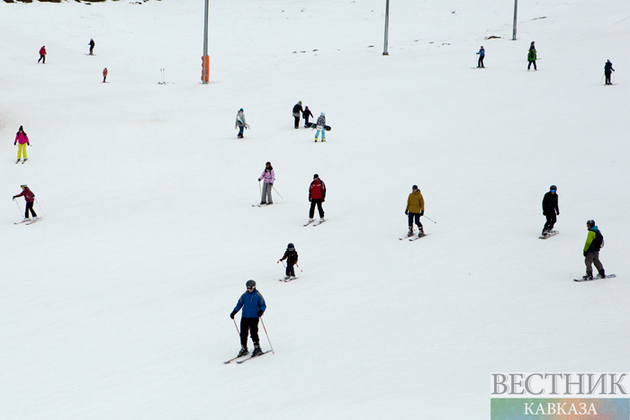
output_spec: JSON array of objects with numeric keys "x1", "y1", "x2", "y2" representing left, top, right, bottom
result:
[
  {"x1": 313, "y1": 174, "x2": 319, "y2": 179},
  {"x1": 239, "y1": 108, "x2": 243, "y2": 112},
  {"x1": 299, "y1": 101, "x2": 302, "y2": 104},
  {"x1": 412, "y1": 185, "x2": 418, "y2": 190},
  {"x1": 550, "y1": 185, "x2": 557, "y2": 191},
  {"x1": 287, "y1": 243, "x2": 295, "y2": 251},
  {"x1": 20, "y1": 184, "x2": 28, "y2": 188},
  {"x1": 246, "y1": 279, "x2": 256, "y2": 288},
  {"x1": 320, "y1": 112, "x2": 325, "y2": 117}
]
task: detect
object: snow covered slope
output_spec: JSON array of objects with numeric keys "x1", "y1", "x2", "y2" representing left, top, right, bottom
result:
[{"x1": 1, "y1": 0, "x2": 630, "y2": 419}]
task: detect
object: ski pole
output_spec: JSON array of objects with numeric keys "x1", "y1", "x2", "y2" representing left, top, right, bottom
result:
[
  {"x1": 258, "y1": 180, "x2": 262, "y2": 195},
  {"x1": 14, "y1": 198, "x2": 22, "y2": 216},
  {"x1": 295, "y1": 262, "x2": 303, "y2": 272},
  {"x1": 233, "y1": 318, "x2": 240, "y2": 335},
  {"x1": 35, "y1": 199, "x2": 46, "y2": 216},
  {"x1": 272, "y1": 186, "x2": 284, "y2": 199},
  {"x1": 260, "y1": 316, "x2": 274, "y2": 354},
  {"x1": 422, "y1": 215, "x2": 437, "y2": 224},
  {"x1": 600, "y1": 75, "x2": 605, "y2": 84}
]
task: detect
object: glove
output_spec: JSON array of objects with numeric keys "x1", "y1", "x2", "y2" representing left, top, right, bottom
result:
[
  {"x1": 420, "y1": 210, "x2": 424, "y2": 216},
  {"x1": 257, "y1": 309, "x2": 264, "y2": 317},
  {"x1": 14, "y1": 142, "x2": 16, "y2": 146},
  {"x1": 230, "y1": 311, "x2": 236, "y2": 319},
  {"x1": 405, "y1": 209, "x2": 408, "y2": 215},
  {"x1": 556, "y1": 211, "x2": 560, "y2": 215},
  {"x1": 583, "y1": 251, "x2": 587, "y2": 257}
]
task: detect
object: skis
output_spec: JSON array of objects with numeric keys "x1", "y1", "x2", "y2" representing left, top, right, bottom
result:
[
  {"x1": 303, "y1": 220, "x2": 314, "y2": 227},
  {"x1": 26, "y1": 217, "x2": 43, "y2": 225},
  {"x1": 303, "y1": 219, "x2": 326, "y2": 227},
  {"x1": 539, "y1": 230, "x2": 559, "y2": 239},
  {"x1": 236, "y1": 350, "x2": 273, "y2": 364},
  {"x1": 574, "y1": 274, "x2": 616, "y2": 282},
  {"x1": 224, "y1": 354, "x2": 248, "y2": 364},
  {"x1": 408, "y1": 233, "x2": 430, "y2": 241},
  {"x1": 14, "y1": 219, "x2": 30, "y2": 225},
  {"x1": 252, "y1": 203, "x2": 274, "y2": 207},
  {"x1": 279, "y1": 277, "x2": 299, "y2": 282}
]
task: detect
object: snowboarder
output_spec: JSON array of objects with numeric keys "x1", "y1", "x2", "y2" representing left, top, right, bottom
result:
[
  {"x1": 38, "y1": 46, "x2": 46, "y2": 64},
  {"x1": 88, "y1": 38, "x2": 95, "y2": 55},
  {"x1": 308, "y1": 174, "x2": 326, "y2": 222},
  {"x1": 604, "y1": 60, "x2": 615, "y2": 85},
  {"x1": 278, "y1": 243, "x2": 298, "y2": 280},
  {"x1": 230, "y1": 280, "x2": 266, "y2": 357},
  {"x1": 527, "y1": 42, "x2": 537, "y2": 71},
  {"x1": 314, "y1": 112, "x2": 326, "y2": 142},
  {"x1": 476, "y1": 46, "x2": 485, "y2": 68},
  {"x1": 303, "y1": 106, "x2": 313, "y2": 128},
  {"x1": 541, "y1": 185, "x2": 559, "y2": 236},
  {"x1": 14, "y1": 126, "x2": 30, "y2": 164},
  {"x1": 102, "y1": 68, "x2": 108, "y2": 83},
  {"x1": 258, "y1": 161, "x2": 275, "y2": 205},
  {"x1": 405, "y1": 185, "x2": 425, "y2": 237},
  {"x1": 235, "y1": 108, "x2": 248, "y2": 139},
  {"x1": 292, "y1": 101, "x2": 303, "y2": 129},
  {"x1": 582, "y1": 219, "x2": 605, "y2": 280},
  {"x1": 12, "y1": 185, "x2": 38, "y2": 222}
]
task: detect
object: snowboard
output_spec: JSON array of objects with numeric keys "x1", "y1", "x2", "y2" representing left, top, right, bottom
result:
[
  {"x1": 305, "y1": 122, "x2": 332, "y2": 131},
  {"x1": 539, "y1": 230, "x2": 559, "y2": 239},
  {"x1": 574, "y1": 274, "x2": 616, "y2": 282}
]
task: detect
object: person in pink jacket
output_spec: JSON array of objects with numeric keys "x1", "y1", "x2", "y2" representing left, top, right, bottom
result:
[
  {"x1": 14, "y1": 126, "x2": 30, "y2": 163},
  {"x1": 13, "y1": 185, "x2": 38, "y2": 221},
  {"x1": 258, "y1": 162, "x2": 275, "y2": 205},
  {"x1": 38, "y1": 46, "x2": 46, "y2": 64}
]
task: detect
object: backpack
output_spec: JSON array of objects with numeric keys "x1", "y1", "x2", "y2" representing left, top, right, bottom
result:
[{"x1": 592, "y1": 230, "x2": 604, "y2": 250}]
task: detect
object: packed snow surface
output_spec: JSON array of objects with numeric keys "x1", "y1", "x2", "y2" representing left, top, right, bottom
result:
[{"x1": 1, "y1": 0, "x2": 630, "y2": 418}]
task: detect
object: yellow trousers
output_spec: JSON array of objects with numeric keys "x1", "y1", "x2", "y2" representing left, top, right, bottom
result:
[{"x1": 18, "y1": 143, "x2": 27, "y2": 159}]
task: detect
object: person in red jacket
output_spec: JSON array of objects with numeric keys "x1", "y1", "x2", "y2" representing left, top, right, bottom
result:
[
  {"x1": 38, "y1": 46, "x2": 46, "y2": 64},
  {"x1": 102, "y1": 67, "x2": 108, "y2": 83},
  {"x1": 308, "y1": 174, "x2": 326, "y2": 222},
  {"x1": 13, "y1": 185, "x2": 38, "y2": 222},
  {"x1": 14, "y1": 126, "x2": 30, "y2": 163}
]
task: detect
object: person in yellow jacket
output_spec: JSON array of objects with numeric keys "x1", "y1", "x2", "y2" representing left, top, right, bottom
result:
[{"x1": 405, "y1": 185, "x2": 425, "y2": 237}]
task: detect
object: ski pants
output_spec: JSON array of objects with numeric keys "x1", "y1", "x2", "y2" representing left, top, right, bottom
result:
[
  {"x1": 261, "y1": 182, "x2": 273, "y2": 204},
  {"x1": 528, "y1": 60, "x2": 537, "y2": 70},
  {"x1": 304, "y1": 116, "x2": 310, "y2": 127},
  {"x1": 18, "y1": 143, "x2": 28, "y2": 159},
  {"x1": 309, "y1": 199, "x2": 324, "y2": 219},
  {"x1": 38, "y1": 55, "x2": 45, "y2": 64},
  {"x1": 585, "y1": 251, "x2": 605, "y2": 277},
  {"x1": 285, "y1": 262, "x2": 295, "y2": 277},
  {"x1": 478, "y1": 56, "x2": 484, "y2": 68},
  {"x1": 294, "y1": 115, "x2": 300, "y2": 129},
  {"x1": 240, "y1": 317, "x2": 260, "y2": 348},
  {"x1": 543, "y1": 213, "x2": 557, "y2": 232},
  {"x1": 605, "y1": 72, "x2": 612, "y2": 85},
  {"x1": 315, "y1": 128, "x2": 325, "y2": 141},
  {"x1": 25, "y1": 202, "x2": 37, "y2": 219},
  {"x1": 237, "y1": 125, "x2": 244, "y2": 137},
  {"x1": 408, "y1": 213, "x2": 423, "y2": 229}
]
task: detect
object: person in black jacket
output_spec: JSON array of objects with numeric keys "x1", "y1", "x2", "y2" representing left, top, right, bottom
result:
[
  {"x1": 302, "y1": 106, "x2": 313, "y2": 128},
  {"x1": 604, "y1": 60, "x2": 615, "y2": 85},
  {"x1": 278, "y1": 243, "x2": 299, "y2": 280},
  {"x1": 292, "y1": 101, "x2": 303, "y2": 129},
  {"x1": 541, "y1": 185, "x2": 559, "y2": 236}
]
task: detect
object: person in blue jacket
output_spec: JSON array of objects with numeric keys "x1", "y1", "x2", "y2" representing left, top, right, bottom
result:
[
  {"x1": 476, "y1": 46, "x2": 485, "y2": 68},
  {"x1": 230, "y1": 280, "x2": 266, "y2": 357}
]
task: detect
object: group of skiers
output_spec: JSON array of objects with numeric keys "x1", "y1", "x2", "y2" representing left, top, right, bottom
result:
[
  {"x1": 38, "y1": 40, "x2": 108, "y2": 82},
  {"x1": 292, "y1": 101, "x2": 327, "y2": 142},
  {"x1": 540, "y1": 185, "x2": 607, "y2": 281}
]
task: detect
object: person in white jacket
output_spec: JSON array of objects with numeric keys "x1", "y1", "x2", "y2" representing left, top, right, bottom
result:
[
  {"x1": 314, "y1": 112, "x2": 326, "y2": 142},
  {"x1": 258, "y1": 162, "x2": 275, "y2": 205}
]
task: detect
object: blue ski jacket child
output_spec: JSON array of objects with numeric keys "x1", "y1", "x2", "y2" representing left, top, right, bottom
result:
[{"x1": 233, "y1": 290, "x2": 266, "y2": 318}]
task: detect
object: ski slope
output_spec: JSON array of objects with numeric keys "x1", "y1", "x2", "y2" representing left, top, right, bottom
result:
[{"x1": 1, "y1": 0, "x2": 630, "y2": 418}]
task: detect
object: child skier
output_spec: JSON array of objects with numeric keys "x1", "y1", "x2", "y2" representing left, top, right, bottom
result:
[
  {"x1": 278, "y1": 243, "x2": 298, "y2": 281},
  {"x1": 14, "y1": 126, "x2": 30, "y2": 163},
  {"x1": 13, "y1": 185, "x2": 38, "y2": 222},
  {"x1": 303, "y1": 106, "x2": 313, "y2": 128}
]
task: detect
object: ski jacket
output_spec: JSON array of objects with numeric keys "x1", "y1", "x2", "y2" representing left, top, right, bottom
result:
[
  {"x1": 542, "y1": 192, "x2": 559, "y2": 216},
  {"x1": 528, "y1": 47, "x2": 537, "y2": 61},
  {"x1": 316, "y1": 115, "x2": 326, "y2": 128},
  {"x1": 259, "y1": 168, "x2": 275, "y2": 184},
  {"x1": 604, "y1": 61, "x2": 614, "y2": 74},
  {"x1": 584, "y1": 226, "x2": 604, "y2": 253},
  {"x1": 39, "y1": 47, "x2": 46, "y2": 56},
  {"x1": 309, "y1": 179, "x2": 326, "y2": 201},
  {"x1": 406, "y1": 190, "x2": 424, "y2": 214},
  {"x1": 235, "y1": 111, "x2": 246, "y2": 127},
  {"x1": 15, "y1": 132, "x2": 29, "y2": 145},
  {"x1": 478, "y1": 47, "x2": 485, "y2": 57},
  {"x1": 303, "y1": 108, "x2": 313, "y2": 119},
  {"x1": 293, "y1": 103, "x2": 303, "y2": 117},
  {"x1": 280, "y1": 249, "x2": 298, "y2": 265},
  {"x1": 14, "y1": 187, "x2": 35, "y2": 203},
  {"x1": 233, "y1": 289, "x2": 266, "y2": 318}
]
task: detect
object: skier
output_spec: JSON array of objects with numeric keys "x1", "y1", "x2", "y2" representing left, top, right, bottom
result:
[
  {"x1": 14, "y1": 126, "x2": 30, "y2": 164},
  {"x1": 38, "y1": 46, "x2": 46, "y2": 64},
  {"x1": 303, "y1": 106, "x2": 313, "y2": 128},
  {"x1": 476, "y1": 46, "x2": 485, "y2": 68},
  {"x1": 308, "y1": 174, "x2": 326, "y2": 222},
  {"x1": 278, "y1": 243, "x2": 298, "y2": 280},
  {"x1": 604, "y1": 60, "x2": 615, "y2": 85},
  {"x1": 405, "y1": 185, "x2": 425, "y2": 237},
  {"x1": 258, "y1": 161, "x2": 275, "y2": 205},
  {"x1": 12, "y1": 185, "x2": 38, "y2": 222},
  {"x1": 230, "y1": 280, "x2": 266, "y2": 357},
  {"x1": 527, "y1": 42, "x2": 537, "y2": 71},
  {"x1": 235, "y1": 108, "x2": 248, "y2": 139},
  {"x1": 541, "y1": 185, "x2": 559, "y2": 236},
  {"x1": 102, "y1": 67, "x2": 108, "y2": 83},
  {"x1": 314, "y1": 112, "x2": 326, "y2": 142},
  {"x1": 582, "y1": 219, "x2": 605, "y2": 280},
  {"x1": 292, "y1": 101, "x2": 303, "y2": 129},
  {"x1": 88, "y1": 38, "x2": 95, "y2": 55}
]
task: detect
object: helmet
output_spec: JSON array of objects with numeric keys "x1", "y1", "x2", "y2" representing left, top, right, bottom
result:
[
  {"x1": 586, "y1": 219, "x2": 595, "y2": 227},
  {"x1": 20, "y1": 184, "x2": 27, "y2": 188},
  {"x1": 550, "y1": 185, "x2": 557, "y2": 191},
  {"x1": 313, "y1": 174, "x2": 319, "y2": 179},
  {"x1": 288, "y1": 243, "x2": 295, "y2": 250},
  {"x1": 245, "y1": 279, "x2": 256, "y2": 288}
]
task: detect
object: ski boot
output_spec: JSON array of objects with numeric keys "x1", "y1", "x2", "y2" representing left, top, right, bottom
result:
[
  {"x1": 16, "y1": 159, "x2": 20, "y2": 164},
  {"x1": 252, "y1": 344, "x2": 263, "y2": 357},
  {"x1": 582, "y1": 274, "x2": 593, "y2": 281},
  {"x1": 237, "y1": 346, "x2": 249, "y2": 358},
  {"x1": 319, "y1": 218, "x2": 325, "y2": 223},
  {"x1": 314, "y1": 137, "x2": 318, "y2": 142},
  {"x1": 418, "y1": 228, "x2": 425, "y2": 238},
  {"x1": 284, "y1": 275, "x2": 290, "y2": 280},
  {"x1": 407, "y1": 228, "x2": 414, "y2": 237}
]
